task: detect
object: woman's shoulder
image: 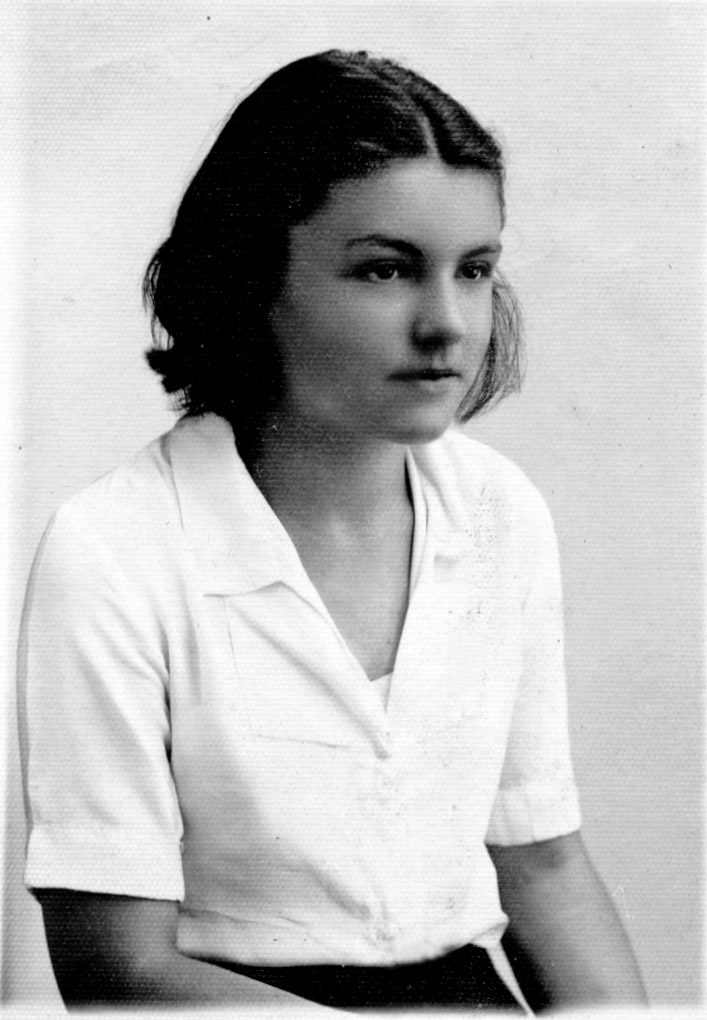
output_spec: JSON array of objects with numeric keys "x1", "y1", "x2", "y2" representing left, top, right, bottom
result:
[
  {"x1": 42, "y1": 427, "x2": 181, "y2": 565},
  {"x1": 414, "y1": 428, "x2": 556, "y2": 541},
  {"x1": 425, "y1": 428, "x2": 548, "y2": 503}
]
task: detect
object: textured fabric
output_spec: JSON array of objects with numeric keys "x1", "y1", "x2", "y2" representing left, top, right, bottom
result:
[{"x1": 18, "y1": 412, "x2": 580, "y2": 968}]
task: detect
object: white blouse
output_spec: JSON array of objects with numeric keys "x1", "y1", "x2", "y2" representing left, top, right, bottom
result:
[
  {"x1": 371, "y1": 672, "x2": 393, "y2": 707},
  {"x1": 18, "y1": 412, "x2": 580, "y2": 970}
]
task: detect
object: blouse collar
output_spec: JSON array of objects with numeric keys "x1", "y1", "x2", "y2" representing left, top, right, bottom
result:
[{"x1": 168, "y1": 413, "x2": 479, "y2": 596}]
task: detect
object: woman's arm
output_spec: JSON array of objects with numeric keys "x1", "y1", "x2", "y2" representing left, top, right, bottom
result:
[
  {"x1": 37, "y1": 890, "x2": 332, "y2": 1010},
  {"x1": 487, "y1": 831, "x2": 647, "y2": 1012}
]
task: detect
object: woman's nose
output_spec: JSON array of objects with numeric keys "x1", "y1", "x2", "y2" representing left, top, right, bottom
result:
[{"x1": 411, "y1": 279, "x2": 466, "y2": 350}]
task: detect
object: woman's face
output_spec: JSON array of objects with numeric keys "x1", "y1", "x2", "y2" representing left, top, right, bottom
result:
[{"x1": 269, "y1": 158, "x2": 502, "y2": 445}]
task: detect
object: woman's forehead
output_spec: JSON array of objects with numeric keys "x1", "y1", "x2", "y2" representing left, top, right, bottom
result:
[{"x1": 291, "y1": 159, "x2": 502, "y2": 259}]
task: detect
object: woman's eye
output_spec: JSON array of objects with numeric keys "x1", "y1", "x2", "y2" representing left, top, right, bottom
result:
[
  {"x1": 357, "y1": 261, "x2": 406, "y2": 282},
  {"x1": 458, "y1": 262, "x2": 489, "y2": 281}
]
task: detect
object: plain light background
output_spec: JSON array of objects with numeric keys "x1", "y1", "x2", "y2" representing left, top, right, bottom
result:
[{"x1": 2, "y1": 0, "x2": 704, "y2": 1009}]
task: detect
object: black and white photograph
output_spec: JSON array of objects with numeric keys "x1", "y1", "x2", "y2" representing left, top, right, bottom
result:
[{"x1": 1, "y1": 2, "x2": 703, "y2": 1016}]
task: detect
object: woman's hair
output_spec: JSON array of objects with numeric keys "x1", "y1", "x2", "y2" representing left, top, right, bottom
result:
[{"x1": 143, "y1": 49, "x2": 523, "y2": 439}]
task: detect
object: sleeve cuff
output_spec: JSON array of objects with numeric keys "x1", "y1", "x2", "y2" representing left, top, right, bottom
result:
[
  {"x1": 485, "y1": 780, "x2": 582, "y2": 846},
  {"x1": 25, "y1": 825, "x2": 185, "y2": 900}
]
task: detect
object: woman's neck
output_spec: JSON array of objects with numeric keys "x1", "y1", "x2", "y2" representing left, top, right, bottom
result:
[{"x1": 243, "y1": 413, "x2": 410, "y2": 536}]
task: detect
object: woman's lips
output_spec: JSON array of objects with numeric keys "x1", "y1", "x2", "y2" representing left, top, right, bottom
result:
[
  {"x1": 389, "y1": 368, "x2": 461, "y2": 380},
  {"x1": 389, "y1": 368, "x2": 462, "y2": 395}
]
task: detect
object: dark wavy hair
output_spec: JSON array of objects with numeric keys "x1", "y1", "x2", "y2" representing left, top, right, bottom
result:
[{"x1": 143, "y1": 49, "x2": 522, "y2": 441}]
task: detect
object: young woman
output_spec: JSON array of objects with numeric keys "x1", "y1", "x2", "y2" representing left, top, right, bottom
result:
[{"x1": 18, "y1": 50, "x2": 646, "y2": 1013}]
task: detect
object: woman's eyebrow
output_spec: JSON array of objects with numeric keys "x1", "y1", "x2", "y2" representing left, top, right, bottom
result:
[
  {"x1": 345, "y1": 233, "x2": 502, "y2": 258},
  {"x1": 345, "y1": 235, "x2": 420, "y2": 257}
]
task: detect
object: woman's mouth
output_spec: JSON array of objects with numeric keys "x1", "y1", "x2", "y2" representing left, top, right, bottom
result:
[
  {"x1": 390, "y1": 367, "x2": 461, "y2": 379},
  {"x1": 389, "y1": 368, "x2": 462, "y2": 395}
]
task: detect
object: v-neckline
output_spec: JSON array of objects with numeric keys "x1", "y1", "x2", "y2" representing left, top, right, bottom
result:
[{"x1": 252, "y1": 448, "x2": 428, "y2": 715}]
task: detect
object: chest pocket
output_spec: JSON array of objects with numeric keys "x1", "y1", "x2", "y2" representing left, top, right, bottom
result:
[{"x1": 222, "y1": 586, "x2": 362, "y2": 747}]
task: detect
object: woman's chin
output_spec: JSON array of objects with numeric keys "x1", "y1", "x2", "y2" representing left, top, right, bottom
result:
[{"x1": 383, "y1": 415, "x2": 455, "y2": 446}]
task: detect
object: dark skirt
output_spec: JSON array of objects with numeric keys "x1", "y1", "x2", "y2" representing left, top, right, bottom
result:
[{"x1": 228, "y1": 942, "x2": 524, "y2": 1011}]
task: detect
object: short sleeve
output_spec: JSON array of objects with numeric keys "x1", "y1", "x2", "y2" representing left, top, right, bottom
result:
[
  {"x1": 485, "y1": 486, "x2": 582, "y2": 845},
  {"x1": 17, "y1": 502, "x2": 185, "y2": 899}
]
